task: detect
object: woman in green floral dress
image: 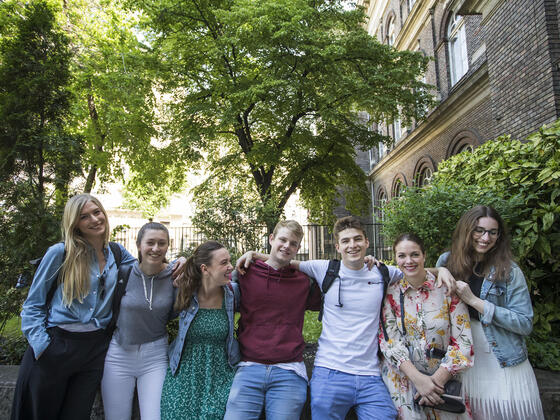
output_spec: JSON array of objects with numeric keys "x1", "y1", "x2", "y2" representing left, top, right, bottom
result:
[{"x1": 161, "y1": 241, "x2": 240, "y2": 420}]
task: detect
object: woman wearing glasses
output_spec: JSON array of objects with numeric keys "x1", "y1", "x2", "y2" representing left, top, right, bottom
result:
[{"x1": 436, "y1": 205, "x2": 544, "y2": 420}]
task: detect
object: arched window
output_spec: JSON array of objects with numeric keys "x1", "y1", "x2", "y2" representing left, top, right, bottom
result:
[
  {"x1": 447, "y1": 12, "x2": 468, "y2": 86},
  {"x1": 391, "y1": 174, "x2": 407, "y2": 198},
  {"x1": 387, "y1": 15, "x2": 396, "y2": 46},
  {"x1": 375, "y1": 186, "x2": 388, "y2": 222},
  {"x1": 414, "y1": 156, "x2": 436, "y2": 186},
  {"x1": 446, "y1": 130, "x2": 480, "y2": 158}
]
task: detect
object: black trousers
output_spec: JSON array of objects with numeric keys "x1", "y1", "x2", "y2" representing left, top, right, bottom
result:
[{"x1": 11, "y1": 327, "x2": 110, "y2": 420}]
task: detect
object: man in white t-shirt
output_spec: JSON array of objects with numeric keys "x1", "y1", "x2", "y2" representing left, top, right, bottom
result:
[{"x1": 291, "y1": 216, "x2": 398, "y2": 419}]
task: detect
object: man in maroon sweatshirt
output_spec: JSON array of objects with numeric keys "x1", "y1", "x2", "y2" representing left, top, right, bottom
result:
[{"x1": 224, "y1": 220, "x2": 321, "y2": 420}]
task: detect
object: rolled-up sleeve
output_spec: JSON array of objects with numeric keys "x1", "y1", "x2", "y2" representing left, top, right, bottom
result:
[
  {"x1": 480, "y1": 265, "x2": 533, "y2": 336},
  {"x1": 21, "y1": 243, "x2": 64, "y2": 359}
]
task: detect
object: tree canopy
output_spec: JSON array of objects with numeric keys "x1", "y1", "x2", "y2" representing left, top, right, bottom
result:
[{"x1": 131, "y1": 0, "x2": 432, "y2": 225}]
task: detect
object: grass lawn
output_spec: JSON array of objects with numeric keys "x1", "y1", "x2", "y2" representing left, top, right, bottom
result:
[
  {"x1": 2, "y1": 316, "x2": 21, "y2": 338},
  {"x1": 3, "y1": 312, "x2": 321, "y2": 342},
  {"x1": 303, "y1": 311, "x2": 322, "y2": 343}
]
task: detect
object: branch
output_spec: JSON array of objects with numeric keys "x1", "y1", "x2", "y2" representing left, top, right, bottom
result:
[{"x1": 277, "y1": 140, "x2": 337, "y2": 210}]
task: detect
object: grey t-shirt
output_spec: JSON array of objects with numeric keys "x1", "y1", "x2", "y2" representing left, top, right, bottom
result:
[{"x1": 114, "y1": 262, "x2": 175, "y2": 345}]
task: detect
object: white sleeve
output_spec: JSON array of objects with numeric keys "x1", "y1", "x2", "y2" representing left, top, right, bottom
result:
[
  {"x1": 387, "y1": 265, "x2": 403, "y2": 284},
  {"x1": 298, "y1": 260, "x2": 330, "y2": 289}
]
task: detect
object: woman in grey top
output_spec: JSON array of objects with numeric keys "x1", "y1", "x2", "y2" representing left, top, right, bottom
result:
[{"x1": 101, "y1": 222, "x2": 178, "y2": 420}]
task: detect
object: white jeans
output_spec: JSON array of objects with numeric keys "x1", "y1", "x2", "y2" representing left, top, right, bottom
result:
[{"x1": 101, "y1": 336, "x2": 168, "y2": 420}]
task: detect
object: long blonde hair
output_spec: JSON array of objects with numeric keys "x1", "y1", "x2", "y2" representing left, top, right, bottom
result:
[
  {"x1": 59, "y1": 194, "x2": 110, "y2": 305},
  {"x1": 174, "y1": 241, "x2": 225, "y2": 312}
]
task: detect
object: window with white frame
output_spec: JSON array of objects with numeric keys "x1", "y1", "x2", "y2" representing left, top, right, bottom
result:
[
  {"x1": 448, "y1": 12, "x2": 468, "y2": 86},
  {"x1": 408, "y1": 0, "x2": 416, "y2": 12},
  {"x1": 387, "y1": 16, "x2": 395, "y2": 46},
  {"x1": 393, "y1": 118, "x2": 402, "y2": 141},
  {"x1": 417, "y1": 166, "x2": 432, "y2": 186}
]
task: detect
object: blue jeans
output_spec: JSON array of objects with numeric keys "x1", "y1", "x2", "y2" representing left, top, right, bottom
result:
[
  {"x1": 224, "y1": 364, "x2": 308, "y2": 420},
  {"x1": 310, "y1": 366, "x2": 397, "y2": 420}
]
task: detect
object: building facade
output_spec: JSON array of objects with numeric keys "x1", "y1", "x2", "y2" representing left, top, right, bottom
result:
[{"x1": 358, "y1": 0, "x2": 560, "y2": 221}]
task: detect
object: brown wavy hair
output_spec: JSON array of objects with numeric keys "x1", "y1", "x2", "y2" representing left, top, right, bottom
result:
[
  {"x1": 174, "y1": 240, "x2": 225, "y2": 312},
  {"x1": 333, "y1": 216, "x2": 368, "y2": 242},
  {"x1": 447, "y1": 206, "x2": 512, "y2": 282}
]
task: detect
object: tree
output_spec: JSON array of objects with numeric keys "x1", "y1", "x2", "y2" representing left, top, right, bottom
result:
[
  {"x1": 191, "y1": 185, "x2": 280, "y2": 258},
  {"x1": 0, "y1": 0, "x2": 77, "y2": 332},
  {"x1": 61, "y1": 0, "x2": 193, "y2": 204},
  {"x1": 131, "y1": 0, "x2": 432, "y2": 228}
]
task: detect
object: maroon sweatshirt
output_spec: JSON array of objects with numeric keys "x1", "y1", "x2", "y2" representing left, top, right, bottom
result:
[{"x1": 237, "y1": 260, "x2": 321, "y2": 364}]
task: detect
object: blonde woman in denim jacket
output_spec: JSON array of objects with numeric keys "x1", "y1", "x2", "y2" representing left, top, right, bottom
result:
[
  {"x1": 160, "y1": 241, "x2": 240, "y2": 420},
  {"x1": 436, "y1": 206, "x2": 543, "y2": 420}
]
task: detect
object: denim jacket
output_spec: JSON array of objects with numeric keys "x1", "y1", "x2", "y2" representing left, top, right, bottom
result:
[
  {"x1": 21, "y1": 242, "x2": 136, "y2": 359},
  {"x1": 436, "y1": 252, "x2": 532, "y2": 367},
  {"x1": 168, "y1": 283, "x2": 240, "y2": 375}
]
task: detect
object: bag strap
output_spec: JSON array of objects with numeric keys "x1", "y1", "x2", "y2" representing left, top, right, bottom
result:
[
  {"x1": 106, "y1": 264, "x2": 133, "y2": 335},
  {"x1": 108, "y1": 241, "x2": 122, "y2": 269},
  {"x1": 318, "y1": 259, "x2": 341, "y2": 321}
]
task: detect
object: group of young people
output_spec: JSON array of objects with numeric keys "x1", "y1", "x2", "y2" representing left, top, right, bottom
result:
[{"x1": 10, "y1": 193, "x2": 544, "y2": 420}]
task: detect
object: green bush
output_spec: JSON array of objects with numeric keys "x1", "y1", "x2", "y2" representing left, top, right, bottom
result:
[{"x1": 381, "y1": 120, "x2": 560, "y2": 370}]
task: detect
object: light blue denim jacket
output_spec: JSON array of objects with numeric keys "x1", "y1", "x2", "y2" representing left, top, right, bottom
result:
[
  {"x1": 436, "y1": 252, "x2": 532, "y2": 367},
  {"x1": 168, "y1": 283, "x2": 240, "y2": 375},
  {"x1": 21, "y1": 242, "x2": 136, "y2": 358}
]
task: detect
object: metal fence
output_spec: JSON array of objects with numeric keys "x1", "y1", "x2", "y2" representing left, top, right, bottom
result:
[{"x1": 112, "y1": 223, "x2": 393, "y2": 261}]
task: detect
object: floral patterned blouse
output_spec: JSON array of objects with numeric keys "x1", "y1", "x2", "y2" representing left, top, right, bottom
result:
[{"x1": 379, "y1": 271, "x2": 474, "y2": 420}]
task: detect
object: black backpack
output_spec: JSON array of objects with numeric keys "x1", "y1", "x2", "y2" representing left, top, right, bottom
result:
[
  {"x1": 318, "y1": 259, "x2": 391, "y2": 323},
  {"x1": 106, "y1": 264, "x2": 133, "y2": 336}
]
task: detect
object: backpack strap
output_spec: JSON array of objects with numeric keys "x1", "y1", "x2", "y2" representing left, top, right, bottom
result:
[
  {"x1": 109, "y1": 241, "x2": 122, "y2": 269},
  {"x1": 106, "y1": 264, "x2": 133, "y2": 336},
  {"x1": 318, "y1": 259, "x2": 341, "y2": 321}
]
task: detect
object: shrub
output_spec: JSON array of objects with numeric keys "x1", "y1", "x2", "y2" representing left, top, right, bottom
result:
[{"x1": 381, "y1": 120, "x2": 560, "y2": 370}]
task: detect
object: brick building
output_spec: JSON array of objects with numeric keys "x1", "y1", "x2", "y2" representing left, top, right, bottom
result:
[{"x1": 357, "y1": 0, "x2": 560, "y2": 224}]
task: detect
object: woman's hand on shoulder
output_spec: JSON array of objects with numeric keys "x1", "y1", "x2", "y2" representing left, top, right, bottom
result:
[{"x1": 434, "y1": 267, "x2": 456, "y2": 296}]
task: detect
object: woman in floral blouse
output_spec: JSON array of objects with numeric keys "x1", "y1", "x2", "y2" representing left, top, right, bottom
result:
[{"x1": 380, "y1": 233, "x2": 474, "y2": 420}]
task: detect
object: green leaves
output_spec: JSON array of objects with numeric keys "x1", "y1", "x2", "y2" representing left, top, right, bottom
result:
[
  {"x1": 381, "y1": 119, "x2": 560, "y2": 370},
  {"x1": 130, "y1": 0, "x2": 431, "y2": 223}
]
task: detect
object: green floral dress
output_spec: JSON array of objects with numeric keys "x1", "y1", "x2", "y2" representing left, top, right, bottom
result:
[{"x1": 160, "y1": 303, "x2": 235, "y2": 420}]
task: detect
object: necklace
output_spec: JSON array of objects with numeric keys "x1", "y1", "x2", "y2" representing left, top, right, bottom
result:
[{"x1": 141, "y1": 272, "x2": 155, "y2": 310}]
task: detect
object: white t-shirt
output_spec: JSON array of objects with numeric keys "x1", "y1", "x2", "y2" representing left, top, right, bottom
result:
[{"x1": 299, "y1": 260, "x2": 402, "y2": 376}]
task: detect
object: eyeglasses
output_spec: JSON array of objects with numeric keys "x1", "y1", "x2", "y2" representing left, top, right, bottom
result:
[{"x1": 472, "y1": 227, "x2": 499, "y2": 238}]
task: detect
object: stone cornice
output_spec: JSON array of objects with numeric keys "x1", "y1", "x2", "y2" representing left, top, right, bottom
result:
[
  {"x1": 369, "y1": 61, "x2": 489, "y2": 177},
  {"x1": 395, "y1": 0, "x2": 438, "y2": 50}
]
